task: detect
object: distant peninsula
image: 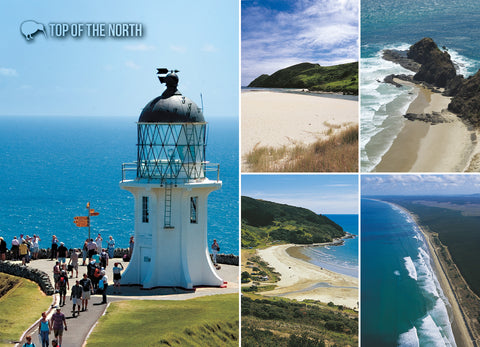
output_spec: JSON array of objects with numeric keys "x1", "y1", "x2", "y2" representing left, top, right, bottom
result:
[
  {"x1": 247, "y1": 62, "x2": 358, "y2": 95},
  {"x1": 241, "y1": 196, "x2": 346, "y2": 247}
]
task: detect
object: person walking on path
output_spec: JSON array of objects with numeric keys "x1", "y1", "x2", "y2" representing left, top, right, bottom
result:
[
  {"x1": 50, "y1": 236, "x2": 58, "y2": 261},
  {"x1": 107, "y1": 236, "x2": 115, "y2": 259},
  {"x1": 211, "y1": 239, "x2": 220, "y2": 265},
  {"x1": 58, "y1": 271, "x2": 69, "y2": 306},
  {"x1": 79, "y1": 273, "x2": 93, "y2": 311},
  {"x1": 67, "y1": 249, "x2": 79, "y2": 278},
  {"x1": 82, "y1": 239, "x2": 88, "y2": 266},
  {"x1": 100, "y1": 248, "x2": 109, "y2": 269},
  {"x1": 50, "y1": 307, "x2": 67, "y2": 347},
  {"x1": 70, "y1": 280, "x2": 82, "y2": 317},
  {"x1": 99, "y1": 270, "x2": 109, "y2": 304},
  {"x1": 0, "y1": 237, "x2": 7, "y2": 261},
  {"x1": 53, "y1": 262, "x2": 61, "y2": 291},
  {"x1": 56, "y1": 242, "x2": 68, "y2": 265},
  {"x1": 38, "y1": 311, "x2": 50, "y2": 347},
  {"x1": 112, "y1": 262, "x2": 124, "y2": 294},
  {"x1": 22, "y1": 335, "x2": 35, "y2": 347}
]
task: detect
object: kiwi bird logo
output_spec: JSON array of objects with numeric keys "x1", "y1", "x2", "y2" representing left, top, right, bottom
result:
[{"x1": 20, "y1": 20, "x2": 47, "y2": 41}]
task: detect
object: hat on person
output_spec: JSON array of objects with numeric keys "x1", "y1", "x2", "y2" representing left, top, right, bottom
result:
[{"x1": 60, "y1": 242, "x2": 64, "y2": 245}]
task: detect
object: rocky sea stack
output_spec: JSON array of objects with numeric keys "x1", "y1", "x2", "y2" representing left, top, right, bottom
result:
[{"x1": 383, "y1": 37, "x2": 480, "y2": 126}]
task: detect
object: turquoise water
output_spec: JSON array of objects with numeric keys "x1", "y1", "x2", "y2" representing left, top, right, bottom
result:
[
  {"x1": 361, "y1": 0, "x2": 480, "y2": 171},
  {"x1": 0, "y1": 115, "x2": 239, "y2": 254},
  {"x1": 361, "y1": 199, "x2": 455, "y2": 346},
  {"x1": 299, "y1": 214, "x2": 358, "y2": 278}
]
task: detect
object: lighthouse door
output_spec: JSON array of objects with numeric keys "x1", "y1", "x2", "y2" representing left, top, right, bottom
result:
[{"x1": 140, "y1": 247, "x2": 152, "y2": 282}]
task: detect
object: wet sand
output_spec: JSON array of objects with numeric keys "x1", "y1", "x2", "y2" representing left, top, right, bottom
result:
[
  {"x1": 374, "y1": 81, "x2": 478, "y2": 172},
  {"x1": 256, "y1": 244, "x2": 358, "y2": 309}
]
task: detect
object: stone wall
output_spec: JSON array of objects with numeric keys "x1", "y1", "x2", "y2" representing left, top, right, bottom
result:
[{"x1": 0, "y1": 261, "x2": 54, "y2": 295}]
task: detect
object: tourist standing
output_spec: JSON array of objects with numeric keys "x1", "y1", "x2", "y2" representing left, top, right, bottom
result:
[
  {"x1": 11, "y1": 236, "x2": 19, "y2": 260},
  {"x1": 112, "y1": 262, "x2": 124, "y2": 294},
  {"x1": 0, "y1": 237, "x2": 7, "y2": 261},
  {"x1": 87, "y1": 239, "x2": 97, "y2": 259},
  {"x1": 51, "y1": 236, "x2": 58, "y2": 260},
  {"x1": 211, "y1": 239, "x2": 220, "y2": 265},
  {"x1": 95, "y1": 233, "x2": 103, "y2": 253},
  {"x1": 50, "y1": 306, "x2": 67, "y2": 347},
  {"x1": 31, "y1": 235, "x2": 41, "y2": 260},
  {"x1": 19, "y1": 241, "x2": 28, "y2": 265},
  {"x1": 79, "y1": 273, "x2": 93, "y2": 311},
  {"x1": 70, "y1": 280, "x2": 82, "y2": 317},
  {"x1": 129, "y1": 236, "x2": 134, "y2": 258},
  {"x1": 38, "y1": 311, "x2": 50, "y2": 347},
  {"x1": 100, "y1": 248, "x2": 109, "y2": 268},
  {"x1": 107, "y1": 236, "x2": 115, "y2": 259},
  {"x1": 82, "y1": 239, "x2": 88, "y2": 265}
]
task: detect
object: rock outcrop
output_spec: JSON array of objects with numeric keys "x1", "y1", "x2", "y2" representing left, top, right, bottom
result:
[{"x1": 448, "y1": 70, "x2": 480, "y2": 126}]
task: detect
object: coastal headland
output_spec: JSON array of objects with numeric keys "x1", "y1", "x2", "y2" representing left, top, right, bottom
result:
[
  {"x1": 389, "y1": 201, "x2": 479, "y2": 347},
  {"x1": 372, "y1": 38, "x2": 480, "y2": 172}
]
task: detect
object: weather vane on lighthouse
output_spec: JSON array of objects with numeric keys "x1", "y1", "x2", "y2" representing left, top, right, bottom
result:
[{"x1": 119, "y1": 68, "x2": 226, "y2": 289}]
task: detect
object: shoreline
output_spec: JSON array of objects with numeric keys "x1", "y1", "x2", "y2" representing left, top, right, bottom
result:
[
  {"x1": 386, "y1": 201, "x2": 474, "y2": 347},
  {"x1": 256, "y1": 243, "x2": 358, "y2": 309},
  {"x1": 241, "y1": 90, "x2": 358, "y2": 157},
  {"x1": 373, "y1": 80, "x2": 478, "y2": 172}
]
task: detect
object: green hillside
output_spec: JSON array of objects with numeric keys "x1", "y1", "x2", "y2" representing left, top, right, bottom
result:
[
  {"x1": 247, "y1": 62, "x2": 358, "y2": 95},
  {"x1": 241, "y1": 196, "x2": 345, "y2": 247}
]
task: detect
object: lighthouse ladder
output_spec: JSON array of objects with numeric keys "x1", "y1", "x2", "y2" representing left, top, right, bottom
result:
[{"x1": 164, "y1": 183, "x2": 174, "y2": 228}]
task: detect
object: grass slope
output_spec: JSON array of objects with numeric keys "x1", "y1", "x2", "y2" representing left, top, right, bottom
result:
[
  {"x1": 0, "y1": 273, "x2": 52, "y2": 346},
  {"x1": 86, "y1": 294, "x2": 239, "y2": 347},
  {"x1": 242, "y1": 294, "x2": 358, "y2": 347},
  {"x1": 248, "y1": 62, "x2": 358, "y2": 95},
  {"x1": 242, "y1": 196, "x2": 344, "y2": 248}
]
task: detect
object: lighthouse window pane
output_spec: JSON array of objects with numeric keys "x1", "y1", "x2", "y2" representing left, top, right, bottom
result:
[
  {"x1": 190, "y1": 197, "x2": 197, "y2": 223},
  {"x1": 142, "y1": 196, "x2": 149, "y2": 223}
]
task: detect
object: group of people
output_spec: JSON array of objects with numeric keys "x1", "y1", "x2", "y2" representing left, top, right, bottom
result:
[{"x1": 0, "y1": 234, "x2": 42, "y2": 264}]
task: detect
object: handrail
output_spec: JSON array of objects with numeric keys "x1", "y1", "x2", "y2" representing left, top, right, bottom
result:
[{"x1": 121, "y1": 162, "x2": 220, "y2": 183}]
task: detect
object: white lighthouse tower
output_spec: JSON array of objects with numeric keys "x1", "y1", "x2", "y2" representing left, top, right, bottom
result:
[{"x1": 119, "y1": 69, "x2": 224, "y2": 289}]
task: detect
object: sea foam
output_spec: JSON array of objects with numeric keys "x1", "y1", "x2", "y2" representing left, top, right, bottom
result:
[
  {"x1": 404, "y1": 256, "x2": 418, "y2": 281},
  {"x1": 398, "y1": 326, "x2": 420, "y2": 347}
]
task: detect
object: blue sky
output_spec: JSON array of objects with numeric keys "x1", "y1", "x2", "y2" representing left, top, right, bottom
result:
[
  {"x1": 242, "y1": 174, "x2": 359, "y2": 214},
  {"x1": 0, "y1": 0, "x2": 239, "y2": 118},
  {"x1": 362, "y1": 174, "x2": 480, "y2": 196},
  {"x1": 241, "y1": 0, "x2": 359, "y2": 86}
]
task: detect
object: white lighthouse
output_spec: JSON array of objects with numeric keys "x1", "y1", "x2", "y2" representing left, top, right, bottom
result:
[{"x1": 119, "y1": 69, "x2": 224, "y2": 289}]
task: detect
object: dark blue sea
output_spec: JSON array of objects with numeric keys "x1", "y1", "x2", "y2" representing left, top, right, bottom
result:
[
  {"x1": 0, "y1": 115, "x2": 239, "y2": 255},
  {"x1": 298, "y1": 214, "x2": 358, "y2": 278},
  {"x1": 362, "y1": 199, "x2": 455, "y2": 346},
  {"x1": 361, "y1": 0, "x2": 480, "y2": 171}
]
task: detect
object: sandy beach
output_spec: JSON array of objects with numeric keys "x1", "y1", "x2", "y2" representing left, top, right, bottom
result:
[
  {"x1": 241, "y1": 91, "x2": 358, "y2": 157},
  {"x1": 392, "y1": 204, "x2": 474, "y2": 347},
  {"x1": 374, "y1": 81, "x2": 479, "y2": 172},
  {"x1": 256, "y1": 244, "x2": 358, "y2": 309}
]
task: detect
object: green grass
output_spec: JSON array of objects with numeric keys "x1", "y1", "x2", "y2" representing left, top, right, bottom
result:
[
  {"x1": 0, "y1": 273, "x2": 52, "y2": 346},
  {"x1": 86, "y1": 294, "x2": 239, "y2": 347},
  {"x1": 244, "y1": 125, "x2": 358, "y2": 173}
]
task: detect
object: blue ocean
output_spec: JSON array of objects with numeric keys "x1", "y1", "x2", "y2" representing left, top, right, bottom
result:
[
  {"x1": 362, "y1": 199, "x2": 455, "y2": 346},
  {"x1": 0, "y1": 115, "x2": 239, "y2": 255},
  {"x1": 361, "y1": 0, "x2": 480, "y2": 171},
  {"x1": 299, "y1": 214, "x2": 358, "y2": 278}
]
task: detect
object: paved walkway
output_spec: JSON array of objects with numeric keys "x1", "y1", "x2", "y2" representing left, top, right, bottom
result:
[{"x1": 13, "y1": 258, "x2": 239, "y2": 347}]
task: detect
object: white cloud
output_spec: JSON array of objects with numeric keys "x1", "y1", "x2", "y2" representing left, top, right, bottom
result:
[
  {"x1": 0, "y1": 67, "x2": 17, "y2": 76},
  {"x1": 170, "y1": 45, "x2": 187, "y2": 54},
  {"x1": 125, "y1": 61, "x2": 140, "y2": 70},
  {"x1": 124, "y1": 44, "x2": 155, "y2": 51}
]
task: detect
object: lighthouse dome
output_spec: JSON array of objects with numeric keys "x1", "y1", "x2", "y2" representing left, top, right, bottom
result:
[{"x1": 139, "y1": 73, "x2": 204, "y2": 123}]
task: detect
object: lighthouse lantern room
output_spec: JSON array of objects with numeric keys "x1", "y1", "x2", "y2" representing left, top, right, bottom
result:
[{"x1": 119, "y1": 68, "x2": 224, "y2": 289}]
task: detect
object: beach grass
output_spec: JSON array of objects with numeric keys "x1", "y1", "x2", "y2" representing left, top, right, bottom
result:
[
  {"x1": 86, "y1": 294, "x2": 239, "y2": 346},
  {"x1": 0, "y1": 273, "x2": 52, "y2": 346},
  {"x1": 241, "y1": 249, "x2": 281, "y2": 293},
  {"x1": 245, "y1": 125, "x2": 358, "y2": 172}
]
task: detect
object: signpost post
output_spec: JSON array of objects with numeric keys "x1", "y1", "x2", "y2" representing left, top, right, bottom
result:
[{"x1": 73, "y1": 202, "x2": 100, "y2": 240}]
